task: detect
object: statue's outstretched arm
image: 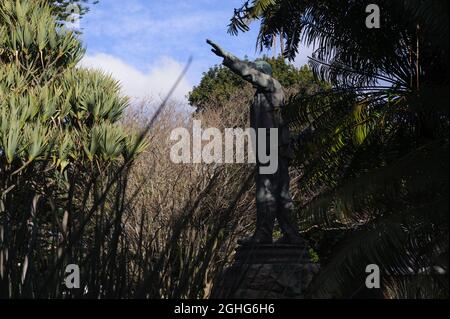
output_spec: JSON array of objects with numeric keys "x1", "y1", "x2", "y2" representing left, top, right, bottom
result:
[
  {"x1": 223, "y1": 56, "x2": 274, "y2": 89},
  {"x1": 207, "y1": 39, "x2": 274, "y2": 90}
]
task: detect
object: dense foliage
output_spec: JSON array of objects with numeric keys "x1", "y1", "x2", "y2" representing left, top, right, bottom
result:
[
  {"x1": 0, "y1": 0, "x2": 144, "y2": 298},
  {"x1": 230, "y1": 0, "x2": 449, "y2": 298}
]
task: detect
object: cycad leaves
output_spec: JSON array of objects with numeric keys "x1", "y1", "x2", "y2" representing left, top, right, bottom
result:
[
  {"x1": 1, "y1": 0, "x2": 145, "y2": 171},
  {"x1": 236, "y1": 0, "x2": 450, "y2": 298},
  {"x1": 25, "y1": 122, "x2": 50, "y2": 161},
  {"x1": 1, "y1": 109, "x2": 22, "y2": 164},
  {"x1": 0, "y1": 0, "x2": 84, "y2": 78}
]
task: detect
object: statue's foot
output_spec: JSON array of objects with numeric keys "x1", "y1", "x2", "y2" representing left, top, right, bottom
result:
[
  {"x1": 274, "y1": 234, "x2": 305, "y2": 245},
  {"x1": 238, "y1": 234, "x2": 273, "y2": 246}
]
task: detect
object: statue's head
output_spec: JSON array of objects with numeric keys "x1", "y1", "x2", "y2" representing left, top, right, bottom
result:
[{"x1": 253, "y1": 60, "x2": 273, "y2": 76}]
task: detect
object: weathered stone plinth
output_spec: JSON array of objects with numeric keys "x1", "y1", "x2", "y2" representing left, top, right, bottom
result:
[{"x1": 212, "y1": 244, "x2": 320, "y2": 299}]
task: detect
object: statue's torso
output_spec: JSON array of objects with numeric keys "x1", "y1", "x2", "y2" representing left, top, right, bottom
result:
[{"x1": 251, "y1": 83, "x2": 293, "y2": 159}]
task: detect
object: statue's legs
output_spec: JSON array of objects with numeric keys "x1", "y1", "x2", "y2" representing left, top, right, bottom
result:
[
  {"x1": 238, "y1": 170, "x2": 277, "y2": 245},
  {"x1": 275, "y1": 157, "x2": 304, "y2": 245}
]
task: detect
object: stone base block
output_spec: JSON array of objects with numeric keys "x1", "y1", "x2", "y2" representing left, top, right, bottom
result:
[{"x1": 212, "y1": 244, "x2": 320, "y2": 299}]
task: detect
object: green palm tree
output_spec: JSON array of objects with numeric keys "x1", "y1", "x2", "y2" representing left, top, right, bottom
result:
[{"x1": 229, "y1": 0, "x2": 449, "y2": 298}]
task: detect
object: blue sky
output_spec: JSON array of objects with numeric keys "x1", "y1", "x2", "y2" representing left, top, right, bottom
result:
[{"x1": 78, "y1": 0, "x2": 312, "y2": 103}]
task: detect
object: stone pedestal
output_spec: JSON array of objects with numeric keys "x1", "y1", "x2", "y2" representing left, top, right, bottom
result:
[{"x1": 212, "y1": 244, "x2": 320, "y2": 299}]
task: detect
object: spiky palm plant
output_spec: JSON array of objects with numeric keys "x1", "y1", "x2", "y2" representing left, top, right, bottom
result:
[
  {"x1": 0, "y1": 0, "x2": 146, "y2": 298},
  {"x1": 229, "y1": 0, "x2": 448, "y2": 298}
]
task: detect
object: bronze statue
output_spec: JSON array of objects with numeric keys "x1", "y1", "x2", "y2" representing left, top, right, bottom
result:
[{"x1": 207, "y1": 39, "x2": 304, "y2": 245}]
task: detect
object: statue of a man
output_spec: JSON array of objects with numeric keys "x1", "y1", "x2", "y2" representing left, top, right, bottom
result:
[{"x1": 207, "y1": 39, "x2": 304, "y2": 245}]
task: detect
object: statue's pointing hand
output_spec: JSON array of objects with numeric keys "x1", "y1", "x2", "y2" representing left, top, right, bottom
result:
[{"x1": 207, "y1": 39, "x2": 228, "y2": 59}]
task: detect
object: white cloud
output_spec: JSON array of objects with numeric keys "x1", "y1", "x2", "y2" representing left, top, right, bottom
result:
[{"x1": 79, "y1": 53, "x2": 192, "y2": 103}]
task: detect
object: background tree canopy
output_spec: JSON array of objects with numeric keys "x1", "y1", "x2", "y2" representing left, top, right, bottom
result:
[{"x1": 46, "y1": 0, "x2": 98, "y2": 21}]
